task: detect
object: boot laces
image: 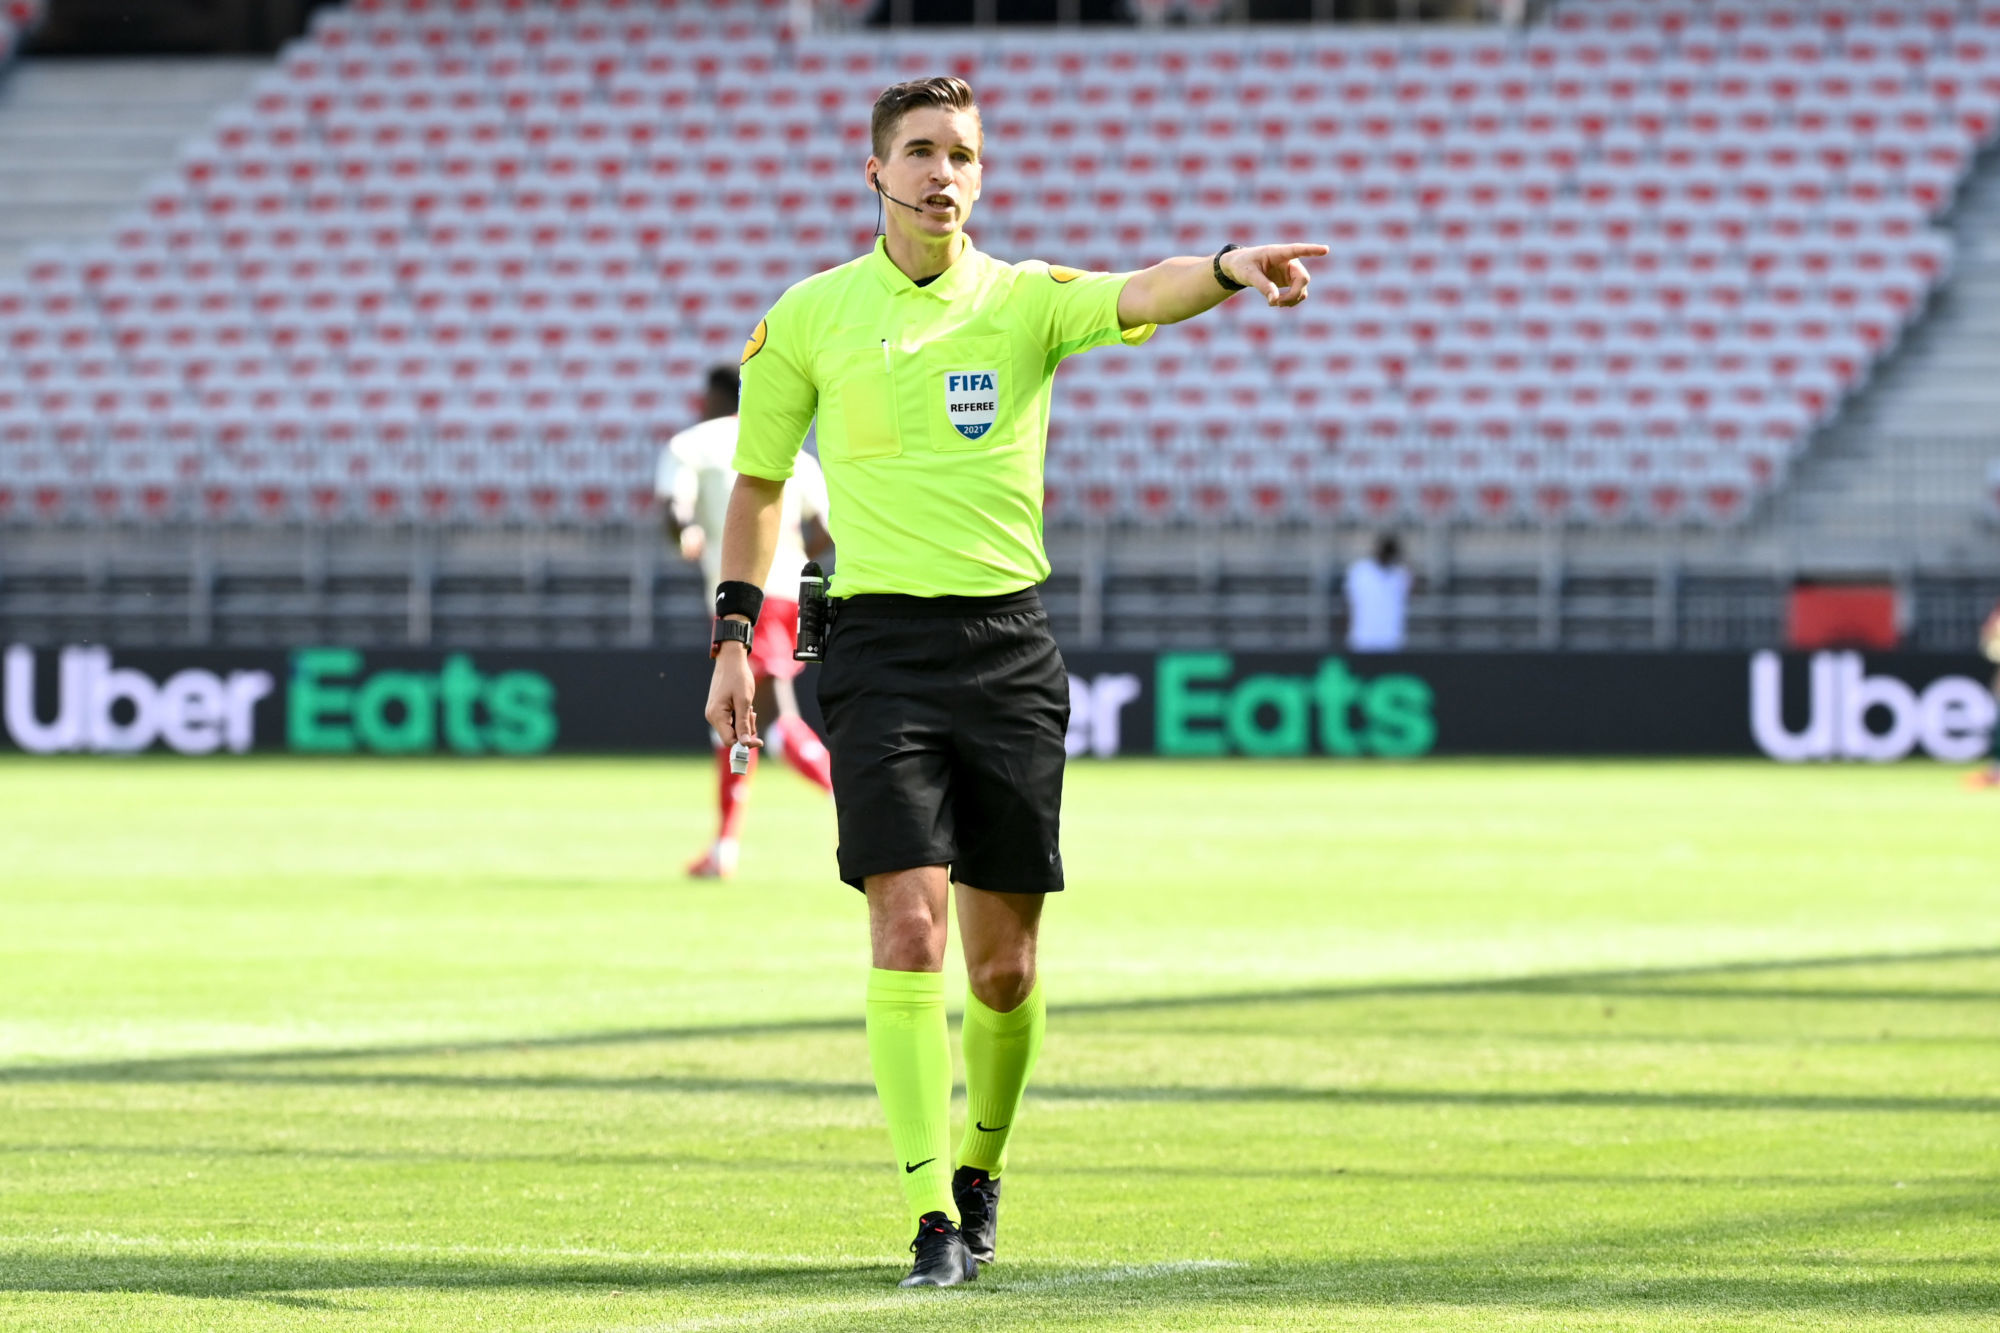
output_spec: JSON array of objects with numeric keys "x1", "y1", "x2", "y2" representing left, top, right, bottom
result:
[{"x1": 910, "y1": 1214, "x2": 956, "y2": 1257}]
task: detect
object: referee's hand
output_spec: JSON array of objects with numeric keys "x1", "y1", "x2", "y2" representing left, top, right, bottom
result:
[
  {"x1": 705, "y1": 641, "x2": 760, "y2": 749},
  {"x1": 1221, "y1": 243, "x2": 1328, "y2": 308}
]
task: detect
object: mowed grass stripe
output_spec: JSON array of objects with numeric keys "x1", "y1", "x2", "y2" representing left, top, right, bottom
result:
[{"x1": 5, "y1": 942, "x2": 1995, "y2": 1081}]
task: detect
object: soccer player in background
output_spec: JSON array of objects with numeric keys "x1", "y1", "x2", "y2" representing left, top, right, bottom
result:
[
  {"x1": 657, "y1": 365, "x2": 834, "y2": 878},
  {"x1": 1967, "y1": 600, "x2": 2000, "y2": 789},
  {"x1": 702, "y1": 76, "x2": 1323, "y2": 1285}
]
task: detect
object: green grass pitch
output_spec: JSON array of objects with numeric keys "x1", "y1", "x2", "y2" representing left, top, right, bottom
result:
[{"x1": 1, "y1": 756, "x2": 1996, "y2": 1331}]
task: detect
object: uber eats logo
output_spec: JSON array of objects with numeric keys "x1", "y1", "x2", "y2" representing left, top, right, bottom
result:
[
  {"x1": 1158, "y1": 652, "x2": 1436, "y2": 758},
  {"x1": 288, "y1": 649, "x2": 557, "y2": 755}
]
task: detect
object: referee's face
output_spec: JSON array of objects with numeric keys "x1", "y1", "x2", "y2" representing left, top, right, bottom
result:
[{"x1": 867, "y1": 106, "x2": 983, "y2": 245}]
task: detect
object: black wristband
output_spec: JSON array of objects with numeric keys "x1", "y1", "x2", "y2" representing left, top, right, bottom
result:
[
  {"x1": 714, "y1": 580, "x2": 764, "y2": 626},
  {"x1": 1213, "y1": 243, "x2": 1247, "y2": 293}
]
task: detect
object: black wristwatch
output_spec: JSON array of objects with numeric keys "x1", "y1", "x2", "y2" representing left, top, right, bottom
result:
[
  {"x1": 710, "y1": 617, "x2": 754, "y2": 659},
  {"x1": 1213, "y1": 243, "x2": 1247, "y2": 293}
]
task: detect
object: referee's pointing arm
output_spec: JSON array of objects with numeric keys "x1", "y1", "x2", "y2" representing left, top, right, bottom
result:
[{"x1": 1116, "y1": 242, "x2": 1328, "y2": 325}]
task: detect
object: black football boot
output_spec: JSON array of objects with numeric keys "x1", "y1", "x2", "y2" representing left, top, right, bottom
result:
[
  {"x1": 898, "y1": 1211, "x2": 978, "y2": 1288},
  {"x1": 952, "y1": 1166, "x2": 1002, "y2": 1265}
]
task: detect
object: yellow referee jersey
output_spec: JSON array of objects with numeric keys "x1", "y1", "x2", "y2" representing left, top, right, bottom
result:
[{"x1": 734, "y1": 236, "x2": 1155, "y2": 599}]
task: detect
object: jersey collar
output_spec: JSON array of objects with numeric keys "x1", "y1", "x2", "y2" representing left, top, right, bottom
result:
[{"x1": 868, "y1": 235, "x2": 983, "y2": 302}]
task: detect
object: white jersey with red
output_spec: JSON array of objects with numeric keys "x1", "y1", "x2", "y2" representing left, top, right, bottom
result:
[
  {"x1": 656, "y1": 414, "x2": 828, "y2": 680},
  {"x1": 656, "y1": 414, "x2": 827, "y2": 602}
]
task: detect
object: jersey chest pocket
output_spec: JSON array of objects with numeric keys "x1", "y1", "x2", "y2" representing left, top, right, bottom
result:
[
  {"x1": 823, "y1": 348, "x2": 902, "y2": 462},
  {"x1": 917, "y1": 334, "x2": 1011, "y2": 453}
]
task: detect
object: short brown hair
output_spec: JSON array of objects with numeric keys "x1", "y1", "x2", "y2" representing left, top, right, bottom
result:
[{"x1": 870, "y1": 76, "x2": 981, "y2": 161}]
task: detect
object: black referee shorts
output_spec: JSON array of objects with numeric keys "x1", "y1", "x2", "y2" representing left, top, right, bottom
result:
[{"x1": 816, "y1": 586, "x2": 1068, "y2": 894}]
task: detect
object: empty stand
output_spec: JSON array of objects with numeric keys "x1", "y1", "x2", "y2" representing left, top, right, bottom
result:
[{"x1": 0, "y1": 0, "x2": 1996, "y2": 529}]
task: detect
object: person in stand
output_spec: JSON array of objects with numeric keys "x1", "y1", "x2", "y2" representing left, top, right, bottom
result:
[
  {"x1": 658, "y1": 364, "x2": 834, "y2": 878},
  {"x1": 702, "y1": 75, "x2": 1323, "y2": 1286},
  {"x1": 1343, "y1": 532, "x2": 1414, "y2": 653}
]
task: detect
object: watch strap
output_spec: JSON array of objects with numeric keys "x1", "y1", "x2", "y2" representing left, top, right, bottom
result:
[
  {"x1": 710, "y1": 617, "x2": 755, "y2": 659},
  {"x1": 1213, "y1": 243, "x2": 1247, "y2": 293}
]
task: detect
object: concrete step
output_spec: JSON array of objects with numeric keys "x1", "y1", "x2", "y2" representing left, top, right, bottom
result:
[
  {"x1": 1886, "y1": 329, "x2": 2000, "y2": 348},
  {"x1": 1930, "y1": 279, "x2": 2000, "y2": 300},
  {"x1": 1851, "y1": 387, "x2": 2000, "y2": 404},
  {"x1": 1855, "y1": 378, "x2": 2000, "y2": 398},
  {"x1": 0, "y1": 147, "x2": 183, "y2": 170},
  {"x1": 1797, "y1": 460, "x2": 1991, "y2": 477},
  {"x1": 1911, "y1": 331, "x2": 2000, "y2": 347},
  {"x1": 1791, "y1": 467, "x2": 1991, "y2": 493},
  {"x1": 1790, "y1": 447, "x2": 1980, "y2": 469},
  {"x1": 0, "y1": 174, "x2": 165, "y2": 203},
  {"x1": 0, "y1": 108, "x2": 227, "y2": 133},
  {"x1": 1777, "y1": 494, "x2": 1984, "y2": 517},
  {"x1": 1845, "y1": 415, "x2": 2000, "y2": 434},
  {"x1": 1895, "y1": 334, "x2": 2000, "y2": 353},
  {"x1": 0, "y1": 57, "x2": 267, "y2": 276},
  {"x1": 0, "y1": 59, "x2": 265, "y2": 107},
  {"x1": 1921, "y1": 296, "x2": 2000, "y2": 316},
  {"x1": 1864, "y1": 382, "x2": 2000, "y2": 402},
  {"x1": 0, "y1": 205, "x2": 126, "y2": 235},
  {"x1": 1865, "y1": 372, "x2": 2000, "y2": 391},
  {"x1": 0, "y1": 133, "x2": 196, "y2": 161}
]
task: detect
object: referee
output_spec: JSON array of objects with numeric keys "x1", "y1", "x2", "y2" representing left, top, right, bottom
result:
[{"x1": 703, "y1": 76, "x2": 1322, "y2": 1287}]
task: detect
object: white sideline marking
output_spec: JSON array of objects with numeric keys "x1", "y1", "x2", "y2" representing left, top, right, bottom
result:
[{"x1": 614, "y1": 1261, "x2": 1245, "y2": 1333}]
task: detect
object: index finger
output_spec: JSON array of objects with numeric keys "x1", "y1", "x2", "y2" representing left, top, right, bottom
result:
[{"x1": 1262, "y1": 243, "x2": 1330, "y2": 260}]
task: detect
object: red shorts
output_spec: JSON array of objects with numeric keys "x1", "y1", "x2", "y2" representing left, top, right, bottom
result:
[{"x1": 750, "y1": 597, "x2": 803, "y2": 681}]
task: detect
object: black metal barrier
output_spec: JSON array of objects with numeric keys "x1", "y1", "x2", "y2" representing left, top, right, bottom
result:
[{"x1": 3, "y1": 643, "x2": 1994, "y2": 762}]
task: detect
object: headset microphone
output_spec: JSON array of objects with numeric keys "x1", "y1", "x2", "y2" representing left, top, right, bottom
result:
[{"x1": 872, "y1": 175, "x2": 927, "y2": 214}]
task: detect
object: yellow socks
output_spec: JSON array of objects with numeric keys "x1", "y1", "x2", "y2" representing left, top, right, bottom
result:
[
  {"x1": 956, "y1": 980, "x2": 1045, "y2": 1176},
  {"x1": 865, "y1": 967, "x2": 956, "y2": 1226}
]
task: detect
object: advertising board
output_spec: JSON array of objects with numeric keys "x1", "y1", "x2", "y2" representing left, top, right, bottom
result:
[{"x1": 4, "y1": 644, "x2": 1991, "y2": 761}]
